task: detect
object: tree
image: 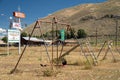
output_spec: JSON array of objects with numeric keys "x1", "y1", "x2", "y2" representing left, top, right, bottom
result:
[
  {"x1": 77, "y1": 29, "x2": 87, "y2": 38},
  {"x1": 65, "y1": 31, "x2": 71, "y2": 39},
  {"x1": 21, "y1": 32, "x2": 27, "y2": 37},
  {"x1": 1, "y1": 36, "x2": 7, "y2": 43},
  {"x1": 70, "y1": 28, "x2": 75, "y2": 38}
]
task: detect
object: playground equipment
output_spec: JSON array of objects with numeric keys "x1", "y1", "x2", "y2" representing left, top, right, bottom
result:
[
  {"x1": 10, "y1": 17, "x2": 98, "y2": 74},
  {"x1": 85, "y1": 40, "x2": 98, "y2": 65},
  {"x1": 11, "y1": 17, "x2": 120, "y2": 73},
  {"x1": 97, "y1": 40, "x2": 120, "y2": 61}
]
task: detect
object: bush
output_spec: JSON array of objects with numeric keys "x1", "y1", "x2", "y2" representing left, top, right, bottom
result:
[
  {"x1": 42, "y1": 69, "x2": 61, "y2": 77},
  {"x1": 80, "y1": 15, "x2": 95, "y2": 21},
  {"x1": 77, "y1": 29, "x2": 87, "y2": 38},
  {"x1": 43, "y1": 69, "x2": 53, "y2": 77},
  {"x1": 21, "y1": 32, "x2": 27, "y2": 37},
  {"x1": 1, "y1": 36, "x2": 7, "y2": 43}
]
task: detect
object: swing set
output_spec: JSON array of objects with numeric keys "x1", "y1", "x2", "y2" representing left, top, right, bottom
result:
[
  {"x1": 10, "y1": 17, "x2": 120, "y2": 74},
  {"x1": 10, "y1": 17, "x2": 93, "y2": 74},
  {"x1": 97, "y1": 40, "x2": 120, "y2": 61}
]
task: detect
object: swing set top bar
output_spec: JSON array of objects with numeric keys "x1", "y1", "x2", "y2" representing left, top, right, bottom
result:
[
  {"x1": 37, "y1": 18, "x2": 70, "y2": 26},
  {"x1": 37, "y1": 20, "x2": 71, "y2": 31}
]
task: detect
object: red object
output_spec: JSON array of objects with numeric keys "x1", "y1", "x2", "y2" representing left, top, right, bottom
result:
[{"x1": 13, "y1": 12, "x2": 26, "y2": 18}]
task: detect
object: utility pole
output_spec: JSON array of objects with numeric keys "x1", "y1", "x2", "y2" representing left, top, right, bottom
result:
[{"x1": 18, "y1": 6, "x2": 21, "y2": 23}]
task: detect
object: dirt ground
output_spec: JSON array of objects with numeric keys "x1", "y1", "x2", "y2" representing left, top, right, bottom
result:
[{"x1": 0, "y1": 46, "x2": 120, "y2": 80}]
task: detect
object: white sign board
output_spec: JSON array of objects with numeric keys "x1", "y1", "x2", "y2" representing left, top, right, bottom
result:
[
  {"x1": 8, "y1": 29, "x2": 20, "y2": 43},
  {"x1": 12, "y1": 22, "x2": 21, "y2": 29}
]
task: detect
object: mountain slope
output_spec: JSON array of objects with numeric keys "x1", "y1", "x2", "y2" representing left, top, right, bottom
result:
[{"x1": 23, "y1": 0, "x2": 120, "y2": 36}]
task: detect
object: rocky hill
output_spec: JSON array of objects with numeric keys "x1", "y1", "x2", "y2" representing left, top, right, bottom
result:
[{"x1": 23, "y1": 0, "x2": 120, "y2": 37}]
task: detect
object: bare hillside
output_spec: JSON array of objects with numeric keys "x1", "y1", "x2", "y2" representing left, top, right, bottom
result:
[{"x1": 23, "y1": 0, "x2": 120, "y2": 36}]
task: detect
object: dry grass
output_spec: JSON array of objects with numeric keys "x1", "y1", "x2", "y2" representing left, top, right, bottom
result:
[{"x1": 0, "y1": 46, "x2": 120, "y2": 80}]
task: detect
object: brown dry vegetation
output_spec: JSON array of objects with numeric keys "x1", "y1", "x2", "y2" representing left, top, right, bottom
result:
[
  {"x1": 23, "y1": 0, "x2": 120, "y2": 37},
  {"x1": 0, "y1": 45, "x2": 120, "y2": 80}
]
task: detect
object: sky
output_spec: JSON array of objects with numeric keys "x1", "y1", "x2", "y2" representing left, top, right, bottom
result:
[{"x1": 0, "y1": 0, "x2": 106, "y2": 31}]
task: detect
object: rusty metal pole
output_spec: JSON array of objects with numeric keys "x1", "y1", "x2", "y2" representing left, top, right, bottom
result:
[
  {"x1": 115, "y1": 19, "x2": 118, "y2": 46},
  {"x1": 54, "y1": 17, "x2": 59, "y2": 66},
  {"x1": 51, "y1": 17, "x2": 54, "y2": 69},
  {"x1": 10, "y1": 21, "x2": 38, "y2": 74}
]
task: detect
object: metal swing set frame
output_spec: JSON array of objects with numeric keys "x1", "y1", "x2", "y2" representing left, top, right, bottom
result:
[{"x1": 10, "y1": 17, "x2": 98, "y2": 74}]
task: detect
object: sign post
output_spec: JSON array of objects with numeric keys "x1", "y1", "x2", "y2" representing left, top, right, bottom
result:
[{"x1": 7, "y1": 10, "x2": 25, "y2": 55}]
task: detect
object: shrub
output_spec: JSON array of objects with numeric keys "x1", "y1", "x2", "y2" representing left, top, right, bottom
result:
[
  {"x1": 42, "y1": 69, "x2": 61, "y2": 77},
  {"x1": 77, "y1": 29, "x2": 87, "y2": 38},
  {"x1": 21, "y1": 32, "x2": 27, "y2": 37},
  {"x1": 1, "y1": 36, "x2": 7, "y2": 43},
  {"x1": 43, "y1": 69, "x2": 53, "y2": 77}
]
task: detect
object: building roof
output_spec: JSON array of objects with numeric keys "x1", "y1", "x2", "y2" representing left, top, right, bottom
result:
[
  {"x1": 0, "y1": 40, "x2": 6, "y2": 44},
  {"x1": 23, "y1": 37, "x2": 41, "y2": 42},
  {"x1": 22, "y1": 37, "x2": 51, "y2": 43}
]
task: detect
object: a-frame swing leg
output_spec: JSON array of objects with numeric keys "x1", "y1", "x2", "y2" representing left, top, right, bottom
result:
[
  {"x1": 85, "y1": 40, "x2": 98, "y2": 65},
  {"x1": 102, "y1": 46, "x2": 109, "y2": 60},
  {"x1": 10, "y1": 21, "x2": 38, "y2": 74},
  {"x1": 53, "y1": 17, "x2": 59, "y2": 66},
  {"x1": 109, "y1": 47, "x2": 116, "y2": 62},
  {"x1": 97, "y1": 41, "x2": 107, "y2": 58},
  {"x1": 102, "y1": 41, "x2": 116, "y2": 62},
  {"x1": 37, "y1": 21, "x2": 53, "y2": 68},
  {"x1": 115, "y1": 46, "x2": 120, "y2": 55}
]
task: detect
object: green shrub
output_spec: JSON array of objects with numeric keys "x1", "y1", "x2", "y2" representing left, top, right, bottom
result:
[
  {"x1": 2, "y1": 36, "x2": 7, "y2": 43},
  {"x1": 77, "y1": 29, "x2": 87, "y2": 38}
]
